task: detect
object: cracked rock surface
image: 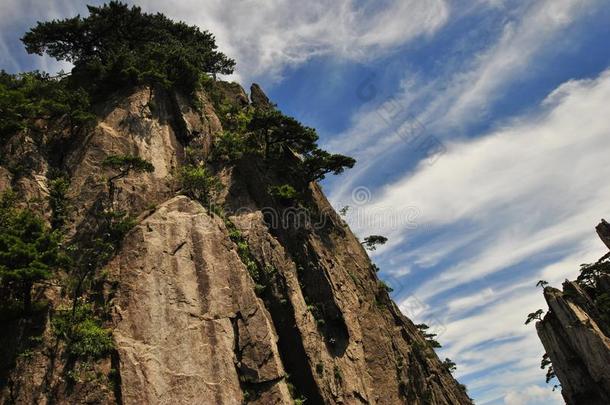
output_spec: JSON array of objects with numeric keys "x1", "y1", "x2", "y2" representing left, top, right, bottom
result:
[
  {"x1": 109, "y1": 196, "x2": 290, "y2": 405},
  {"x1": 0, "y1": 83, "x2": 471, "y2": 405}
]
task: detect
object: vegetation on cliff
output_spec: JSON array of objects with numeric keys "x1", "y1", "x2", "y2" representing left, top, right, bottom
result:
[
  {"x1": 0, "y1": 191, "x2": 64, "y2": 316},
  {"x1": 0, "y1": 3, "x2": 476, "y2": 404},
  {"x1": 0, "y1": 71, "x2": 94, "y2": 149},
  {"x1": 531, "y1": 223, "x2": 610, "y2": 402},
  {"x1": 22, "y1": 1, "x2": 235, "y2": 95}
]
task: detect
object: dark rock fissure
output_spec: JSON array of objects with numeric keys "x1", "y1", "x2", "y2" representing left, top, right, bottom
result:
[
  {"x1": 260, "y1": 288, "x2": 325, "y2": 404},
  {"x1": 110, "y1": 350, "x2": 123, "y2": 405},
  {"x1": 225, "y1": 217, "x2": 325, "y2": 403},
  {"x1": 235, "y1": 158, "x2": 350, "y2": 357}
]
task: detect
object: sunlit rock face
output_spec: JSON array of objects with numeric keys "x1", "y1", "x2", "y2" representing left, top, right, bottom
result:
[{"x1": 0, "y1": 82, "x2": 471, "y2": 405}]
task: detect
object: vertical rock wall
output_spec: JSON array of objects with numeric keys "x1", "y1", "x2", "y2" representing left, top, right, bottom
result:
[
  {"x1": 0, "y1": 82, "x2": 472, "y2": 405},
  {"x1": 537, "y1": 280, "x2": 610, "y2": 404}
]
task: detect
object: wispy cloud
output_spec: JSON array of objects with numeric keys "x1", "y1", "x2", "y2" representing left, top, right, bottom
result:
[
  {"x1": 405, "y1": 243, "x2": 601, "y2": 404},
  {"x1": 374, "y1": 70, "x2": 610, "y2": 301},
  {"x1": 327, "y1": 0, "x2": 605, "y2": 201},
  {"x1": 138, "y1": 0, "x2": 450, "y2": 83},
  {"x1": 1, "y1": 0, "x2": 449, "y2": 80},
  {"x1": 377, "y1": 68, "x2": 610, "y2": 401},
  {"x1": 503, "y1": 385, "x2": 563, "y2": 405}
]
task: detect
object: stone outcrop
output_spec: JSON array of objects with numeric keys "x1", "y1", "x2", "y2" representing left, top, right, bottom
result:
[
  {"x1": 109, "y1": 196, "x2": 290, "y2": 404},
  {"x1": 537, "y1": 283, "x2": 610, "y2": 404},
  {"x1": 536, "y1": 224, "x2": 610, "y2": 405},
  {"x1": 0, "y1": 81, "x2": 471, "y2": 404},
  {"x1": 250, "y1": 83, "x2": 272, "y2": 108},
  {"x1": 596, "y1": 220, "x2": 610, "y2": 250}
]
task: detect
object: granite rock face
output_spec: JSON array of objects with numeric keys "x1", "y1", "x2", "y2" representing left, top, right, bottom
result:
[
  {"x1": 537, "y1": 282, "x2": 610, "y2": 404},
  {"x1": 109, "y1": 196, "x2": 290, "y2": 405},
  {"x1": 536, "y1": 223, "x2": 610, "y2": 405},
  {"x1": 0, "y1": 82, "x2": 471, "y2": 404}
]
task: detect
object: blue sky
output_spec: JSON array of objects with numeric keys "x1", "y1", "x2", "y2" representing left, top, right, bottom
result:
[{"x1": 3, "y1": 1, "x2": 610, "y2": 404}]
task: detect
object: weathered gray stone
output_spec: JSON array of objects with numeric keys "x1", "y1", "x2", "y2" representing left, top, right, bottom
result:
[
  {"x1": 109, "y1": 196, "x2": 290, "y2": 405},
  {"x1": 537, "y1": 283, "x2": 610, "y2": 404}
]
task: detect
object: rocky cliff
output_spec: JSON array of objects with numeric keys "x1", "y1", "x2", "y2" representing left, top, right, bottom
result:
[
  {"x1": 0, "y1": 81, "x2": 471, "y2": 404},
  {"x1": 536, "y1": 223, "x2": 610, "y2": 405}
]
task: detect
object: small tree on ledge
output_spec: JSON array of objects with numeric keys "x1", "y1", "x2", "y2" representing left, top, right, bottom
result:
[
  {"x1": 362, "y1": 235, "x2": 388, "y2": 251},
  {"x1": 525, "y1": 309, "x2": 544, "y2": 325},
  {"x1": 415, "y1": 323, "x2": 442, "y2": 348},
  {"x1": 102, "y1": 155, "x2": 154, "y2": 206},
  {"x1": 303, "y1": 149, "x2": 356, "y2": 182},
  {"x1": 0, "y1": 192, "x2": 63, "y2": 314},
  {"x1": 442, "y1": 358, "x2": 457, "y2": 373}
]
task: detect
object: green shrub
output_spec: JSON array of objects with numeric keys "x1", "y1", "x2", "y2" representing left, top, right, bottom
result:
[
  {"x1": 362, "y1": 235, "x2": 388, "y2": 251},
  {"x1": 103, "y1": 210, "x2": 137, "y2": 243},
  {"x1": 378, "y1": 280, "x2": 394, "y2": 293},
  {"x1": 442, "y1": 358, "x2": 457, "y2": 373},
  {"x1": 69, "y1": 318, "x2": 114, "y2": 358},
  {"x1": 48, "y1": 175, "x2": 70, "y2": 229},
  {"x1": 225, "y1": 219, "x2": 270, "y2": 296},
  {"x1": 102, "y1": 155, "x2": 154, "y2": 174},
  {"x1": 52, "y1": 303, "x2": 114, "y2": 359},
  {"x1": 245, "y1": 107, "x2": 356, "y2": 181},
  {"x1": 596, "y1": 292, "x2": 610, "y2": 325},
  {"x1": 102, "y1": 154, "x2": 154, "y2": 205},
  {"x1": 179, "y1": 165, "x2": 221, "y2": 204},
  {"x1": 220, "y1": 105, "x2": 255, "y2": 132},
  {"x1": 212, "y1": 131, "x2": 249, "y2": 162},
  {"x1": 333, "y1": 365, "x2": 342, "y2": 381},
  {"x1": 268, "y1": 184, "x2": 297, "y2": 202},
  {"x1": 0, "y1": 71, "x2": 95, "y2": 145},
  {"x1": 184, "y1": 146, "x2": 207, "y2": 165},
  {"x1": 415, "y1": 324, "x2": 442, "y2": 349},
  {"x1": 302, "y1": 149, "x2": 355, "y2": 182}
]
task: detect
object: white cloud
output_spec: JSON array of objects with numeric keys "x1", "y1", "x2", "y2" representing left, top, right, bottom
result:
[
  {"x1": 504, "y1": 385, "x2": 562, "y2": 405},
  {"x1": 389, "y1": 195, "x2": 605, "y2": 403},
  {"x1": 0, "y1": 0, "x2": 449, "y2": 81},
  {"x1": 377, "y1": 66, "x2": 610, "y2": 404},
  {"x1": 136, "y1": 0, "x2": 449, "y2": 83},
  {"x1": 327, "y1": 0, "x2": 604, "y2": 200},
  {"x1": 0, "y1": 0, "x2": 86, "y2": 73},
  {"x1": 439, "y1": 0, "x2": 594, "y2": 129},
  {"x1": 446, "y1": 287, "x2": 495, "y2": 313},
  {"x1": 358, "y1": 69, "x2": 610, "y2": 302}
]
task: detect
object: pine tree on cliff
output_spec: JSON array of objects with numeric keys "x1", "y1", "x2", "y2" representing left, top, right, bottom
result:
[
  {"x1": 21, "y1": 1, "x2": 235, "y2": 95},
  {"x1": 0, "y1": 192, "x2": 63, "y2": 314}
]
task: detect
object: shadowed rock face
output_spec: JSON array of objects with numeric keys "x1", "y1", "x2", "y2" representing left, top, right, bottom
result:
[
  {"x1": 0, "y1": 82, "x2": 471, "y2": 405},
  {"x1": 250, "y1": 83, "x2": 272, "y2": 109},
  {"x1": 596, "y1": 219, "x2": 610, "y2": 250},
  {"x1": 537, "y1": 280, "x2": 610, "y2": 405}
]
